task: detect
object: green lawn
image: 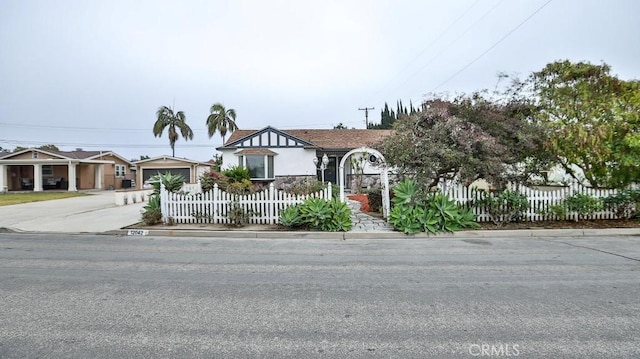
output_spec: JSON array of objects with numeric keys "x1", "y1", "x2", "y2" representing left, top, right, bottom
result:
[{"x1": 0, "y1": 192, "x2": 90, "y2": 206}]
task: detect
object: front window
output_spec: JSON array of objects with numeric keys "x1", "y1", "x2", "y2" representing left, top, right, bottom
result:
[
  {"x1": 115, "y1": 164, "x2": 126, "y2": 177},
  {"x1": 239, "y1": 155, "x2": 274, "y2": 180}
]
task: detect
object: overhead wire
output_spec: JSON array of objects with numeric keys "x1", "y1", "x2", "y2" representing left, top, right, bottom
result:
[
  {"x1": 362, "y1": 0, "x2": 481, "y2": 104},
  {"x1": 429, "y1": 0, "x2": 554, "y2": 92}
]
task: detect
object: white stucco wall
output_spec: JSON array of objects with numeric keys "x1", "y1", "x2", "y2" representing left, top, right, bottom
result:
[{"x1": 219, "y1": 148, "x2": 317, "y2": 177}]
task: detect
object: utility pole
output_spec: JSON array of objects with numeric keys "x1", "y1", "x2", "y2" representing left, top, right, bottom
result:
[{"x1": 358, "y1": 107, "x2": 375, "y2": 128}]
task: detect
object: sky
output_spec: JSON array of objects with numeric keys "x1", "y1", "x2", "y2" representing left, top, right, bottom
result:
[{"x1": 1, "y1": 0, "x2": 639, "y2": 161}]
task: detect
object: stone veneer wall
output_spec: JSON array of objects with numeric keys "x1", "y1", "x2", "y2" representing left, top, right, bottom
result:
[{"x1": 272, "y1": 175, "x2": 318, "y2": 192}]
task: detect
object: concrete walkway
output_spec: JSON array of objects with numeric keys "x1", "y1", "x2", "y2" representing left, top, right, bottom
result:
[
  {"x1": 0, "y1": 191, "x2": 144, "y2": 233},
  {"x1": 347, "y1": 199, "x2": 393, "y2": 232}
]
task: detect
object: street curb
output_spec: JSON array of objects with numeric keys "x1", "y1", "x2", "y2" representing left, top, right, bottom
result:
[{"x1": 102, "y1": 227, "x2": 640, "y2": 240}]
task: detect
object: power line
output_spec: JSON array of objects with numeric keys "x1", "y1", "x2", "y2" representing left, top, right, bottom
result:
[
  {"x1": 363, "y1": 0, "x2": 481, "y2": 103},
  {"x1": 0, "y1": 121, "x2": 210, "y2": 133},
  {"x1": 429, "y1": 0, "x2": 554, "y2": 92},
  {"x1": 0, "y1": 138, "x2": 217, "y2": 149},
  {"x1": 384, "y1": 0, "x2": 506, "y2": 99}
]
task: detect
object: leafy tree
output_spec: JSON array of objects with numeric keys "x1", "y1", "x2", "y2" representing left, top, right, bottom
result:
[
  {"x1": 528, "y1": 60, "x2": 640, "y2": 188},
  {"x1": 333, "y1": 123, "x2": 348, "y2": 129},
  {"x1": 206, "y1": 103, "x2": 238, "y2": 144},
  {"x1": 39, "y1": 144, "x2": 59, "y2": 151},
  {"x1": 379, "y1": 94, "x2": 547, "y2": 190},
  {"x1": 153, "y1": 106, "x2": 194, "y2": 157},
  {"x1": 132, "y1": 155, "x2": 150, "y2": 162}
]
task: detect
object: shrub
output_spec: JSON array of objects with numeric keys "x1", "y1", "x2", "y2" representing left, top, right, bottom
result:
[
  {"x1": 226, "y1": 201, "x2": 258, "y2": 227},
  {"x1": 279, "y1": 204, "x2": 303, "y2": 227},
  {"x1": 141, "y1": 194, "x2": 162, "y2": 225},
  {"x1": 287, "y1": 178, "x2": 325, "y2": 195},
  {"x1": 200, "y1": 170, "x2": 227, "y2": 192},
  {"x1": 226, "y1": 179, "x2": 254, "y2": 195},
  {"x1": 149, "y1": 172, "x2": 185, "y2": 194},
  {"x1": 324, "y1": 199, "x2": 352, "y2": 231},
  {"x1": 603, "y1": 189, "x2": 640, "y2": 219},
  {"x1": 474, "y1": 189, "x2": 529, "y2": 226},
  {"x1": 565, "y1": 193, "x2": 603, "y2": 220},
  {"x1": 222, "y1": 166, "x2": 251, "y2": 183},
  {"x1": 388, "y1": 179, "x2": 478, "y2": 235},
  {"x1": 279, "y1": 197, "x2": 352, "y2": 232},
  {"x1": 298, "y1": 197, "x2": 330, "y2": 230}
]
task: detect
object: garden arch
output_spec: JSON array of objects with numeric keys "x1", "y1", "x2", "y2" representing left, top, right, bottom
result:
[{"x1": 338, "y1": 147, "x2": 390, "y2": 218}]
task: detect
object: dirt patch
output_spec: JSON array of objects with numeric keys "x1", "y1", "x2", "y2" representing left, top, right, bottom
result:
[{"x1": 477, "y1": 219, "x2": 640, "y2": 230}]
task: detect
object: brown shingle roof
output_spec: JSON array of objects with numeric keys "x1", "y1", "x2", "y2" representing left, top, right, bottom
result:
[{"x1": 224, "y1": 128, "x2": 392, "y2": 150}]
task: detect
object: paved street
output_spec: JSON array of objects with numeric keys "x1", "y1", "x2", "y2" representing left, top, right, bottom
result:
[{"x1": 0, "y1": 234, "x2": 639, "y2": 358}]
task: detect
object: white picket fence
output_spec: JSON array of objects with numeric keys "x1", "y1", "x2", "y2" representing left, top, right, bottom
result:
[
  {"x1": 160, "y1": 182, "x2": 332, "y2": 224},
  {"x1": 441, "y1": 181, "x2": 621, "y2": 222}
]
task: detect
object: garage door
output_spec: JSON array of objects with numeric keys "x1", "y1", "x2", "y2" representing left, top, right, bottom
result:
[{"x1": 143, "y1": 168, "x2": 191, "y2": 182}]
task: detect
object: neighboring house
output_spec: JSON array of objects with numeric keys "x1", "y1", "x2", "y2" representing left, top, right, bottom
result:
[
  {"x1": 134, "y1": 156, "x2": 211, "y2": 189},
  {"x1": 217, "y1": 126, "x2": 393, "y2": 187},
  {"x1": 0, "y1": 148, "x2": 135, "y2": 192}
]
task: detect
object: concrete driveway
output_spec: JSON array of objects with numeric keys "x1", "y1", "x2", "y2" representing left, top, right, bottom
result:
[{"x1": 0, "y1": 191, "x2": 144, "y2": 233}]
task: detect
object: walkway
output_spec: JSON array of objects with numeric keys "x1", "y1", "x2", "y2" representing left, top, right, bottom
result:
[{"x1": 347, "y1": 200, "x2": 393, "y2": 232}]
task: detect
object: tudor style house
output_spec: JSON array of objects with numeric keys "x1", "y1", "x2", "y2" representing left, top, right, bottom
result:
[
  {"x1": 0, "y1": 148, "x2": 135, "y2": 192},
  {"x1": 217, "y1": 126, "x2": 392, "y2": 187}
]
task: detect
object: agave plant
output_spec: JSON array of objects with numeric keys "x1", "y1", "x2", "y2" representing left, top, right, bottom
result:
[
  {"x1": 279, "y1": 204, "x2": 302, "y2": 228},
  {"x1": 149, "y1": 172, "x2": 185, "y2": 194}
]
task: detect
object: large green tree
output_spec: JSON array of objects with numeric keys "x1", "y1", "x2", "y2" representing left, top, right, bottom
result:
[
  {"x1": 206, "y1": 103, "x2": 238, "y2": 144},
  {"x1": 153, "y1": 105, "x2": 194, "y2": 157},
  {"x1": 379, "y1": 94, "x2": 547, "y2": 189},
  {"x1": 529, "y1": 60, "x2": 640, "y2": 188}
]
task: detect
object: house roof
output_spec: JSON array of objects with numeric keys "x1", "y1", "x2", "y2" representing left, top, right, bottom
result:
[
  {"x1": 84, "y1": 151, "x2": 134, "y2": 166},
  {"x1": 134, "y1": 155, "x2": 209, "y2": 166},
  {"x1": 1, "y1": 148, "x2": 116, "y2": 161},
  {"x1": 0, "y1": 151, "x2": 10, "y2": 159},
  {"x1": 222, "y1": 128, "x2": 393, "y2": 151}
]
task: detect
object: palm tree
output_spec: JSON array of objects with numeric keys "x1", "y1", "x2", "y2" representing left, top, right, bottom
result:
[
  {"x1": 153, "y1": 105, "x2": 194, "y2": 157},
  {"x1": 206, "y1": 103, "x2": 238, "y2": 144}
]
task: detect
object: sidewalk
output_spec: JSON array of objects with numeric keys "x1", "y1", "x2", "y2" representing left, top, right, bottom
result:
[{"x1": 0, "y1": 191, "x2": 144, "y2": 233}]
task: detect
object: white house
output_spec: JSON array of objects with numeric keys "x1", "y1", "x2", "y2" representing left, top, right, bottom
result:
[{"x1": 217, "y1": 126, "x2": 392, "y2": 188}]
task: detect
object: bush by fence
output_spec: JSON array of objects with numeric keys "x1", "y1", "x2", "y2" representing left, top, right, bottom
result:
[{"x1": 441, "y1": 181, "x2": 628, "y2": 222}]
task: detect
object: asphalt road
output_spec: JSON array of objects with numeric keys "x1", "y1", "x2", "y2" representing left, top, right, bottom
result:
[{"x1": 0, "y1": 233, "x2": 639, "y2": 358}]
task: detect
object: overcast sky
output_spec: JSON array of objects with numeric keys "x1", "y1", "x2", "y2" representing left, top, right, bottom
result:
[{"x1": 1, "y1": 0, "x2": 639, "y2": 161}]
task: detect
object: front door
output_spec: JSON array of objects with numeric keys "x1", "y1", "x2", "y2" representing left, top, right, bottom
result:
[{"x1": 324, "y1": 157, "x2": 337, "y2": 184}]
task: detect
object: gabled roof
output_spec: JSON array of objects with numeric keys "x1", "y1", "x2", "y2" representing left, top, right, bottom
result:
[
  {"x1": 84, "y1": 151, "x2": 134, "y2": 166},
  {"x1": 134, "y1": 155, "x2": 208, "y2": 166},
  {"x1": 1, "y1": 147, "x2": 78, "y2": 160},
  {"x1": 220, "y1": 126, "x2": 315, "y2": 150},
  {"x1": 221, "y1": 127, "x2": 393, "y2": 151},
  {"x1": 0, "y1": 148, "x2": 130, "y2": 163},
  {"x1": 0, "y1": 151, "x2": 10, "y2": 159}
]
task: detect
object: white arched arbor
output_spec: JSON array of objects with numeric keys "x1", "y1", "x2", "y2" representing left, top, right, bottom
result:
[{"x1": 338, "y1": 147, "x2": 390, "y2": 219}]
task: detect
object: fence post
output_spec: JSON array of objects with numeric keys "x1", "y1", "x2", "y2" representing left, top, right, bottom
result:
[
  {"x1": 327, "y1": 182, "x2": 332, "y2": 200},
  {"x1": 160, "y1": 182, "x2": 168, "y2": 223},
  {"x1": 269, "y1": 183, "x2": 275, "y2": 224},
  {"x1": 212, "y1": 183, "x2": 219, "y2": 224}
]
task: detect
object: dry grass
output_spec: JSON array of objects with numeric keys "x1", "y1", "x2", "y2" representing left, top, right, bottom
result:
[{"x1": 0, "y1": 192, "x2": 90, "y2": 206}]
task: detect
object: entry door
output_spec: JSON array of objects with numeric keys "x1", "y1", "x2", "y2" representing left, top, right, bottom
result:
[{"x1": 324, "y1": 157, "x2": 337, "y2": 184}]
